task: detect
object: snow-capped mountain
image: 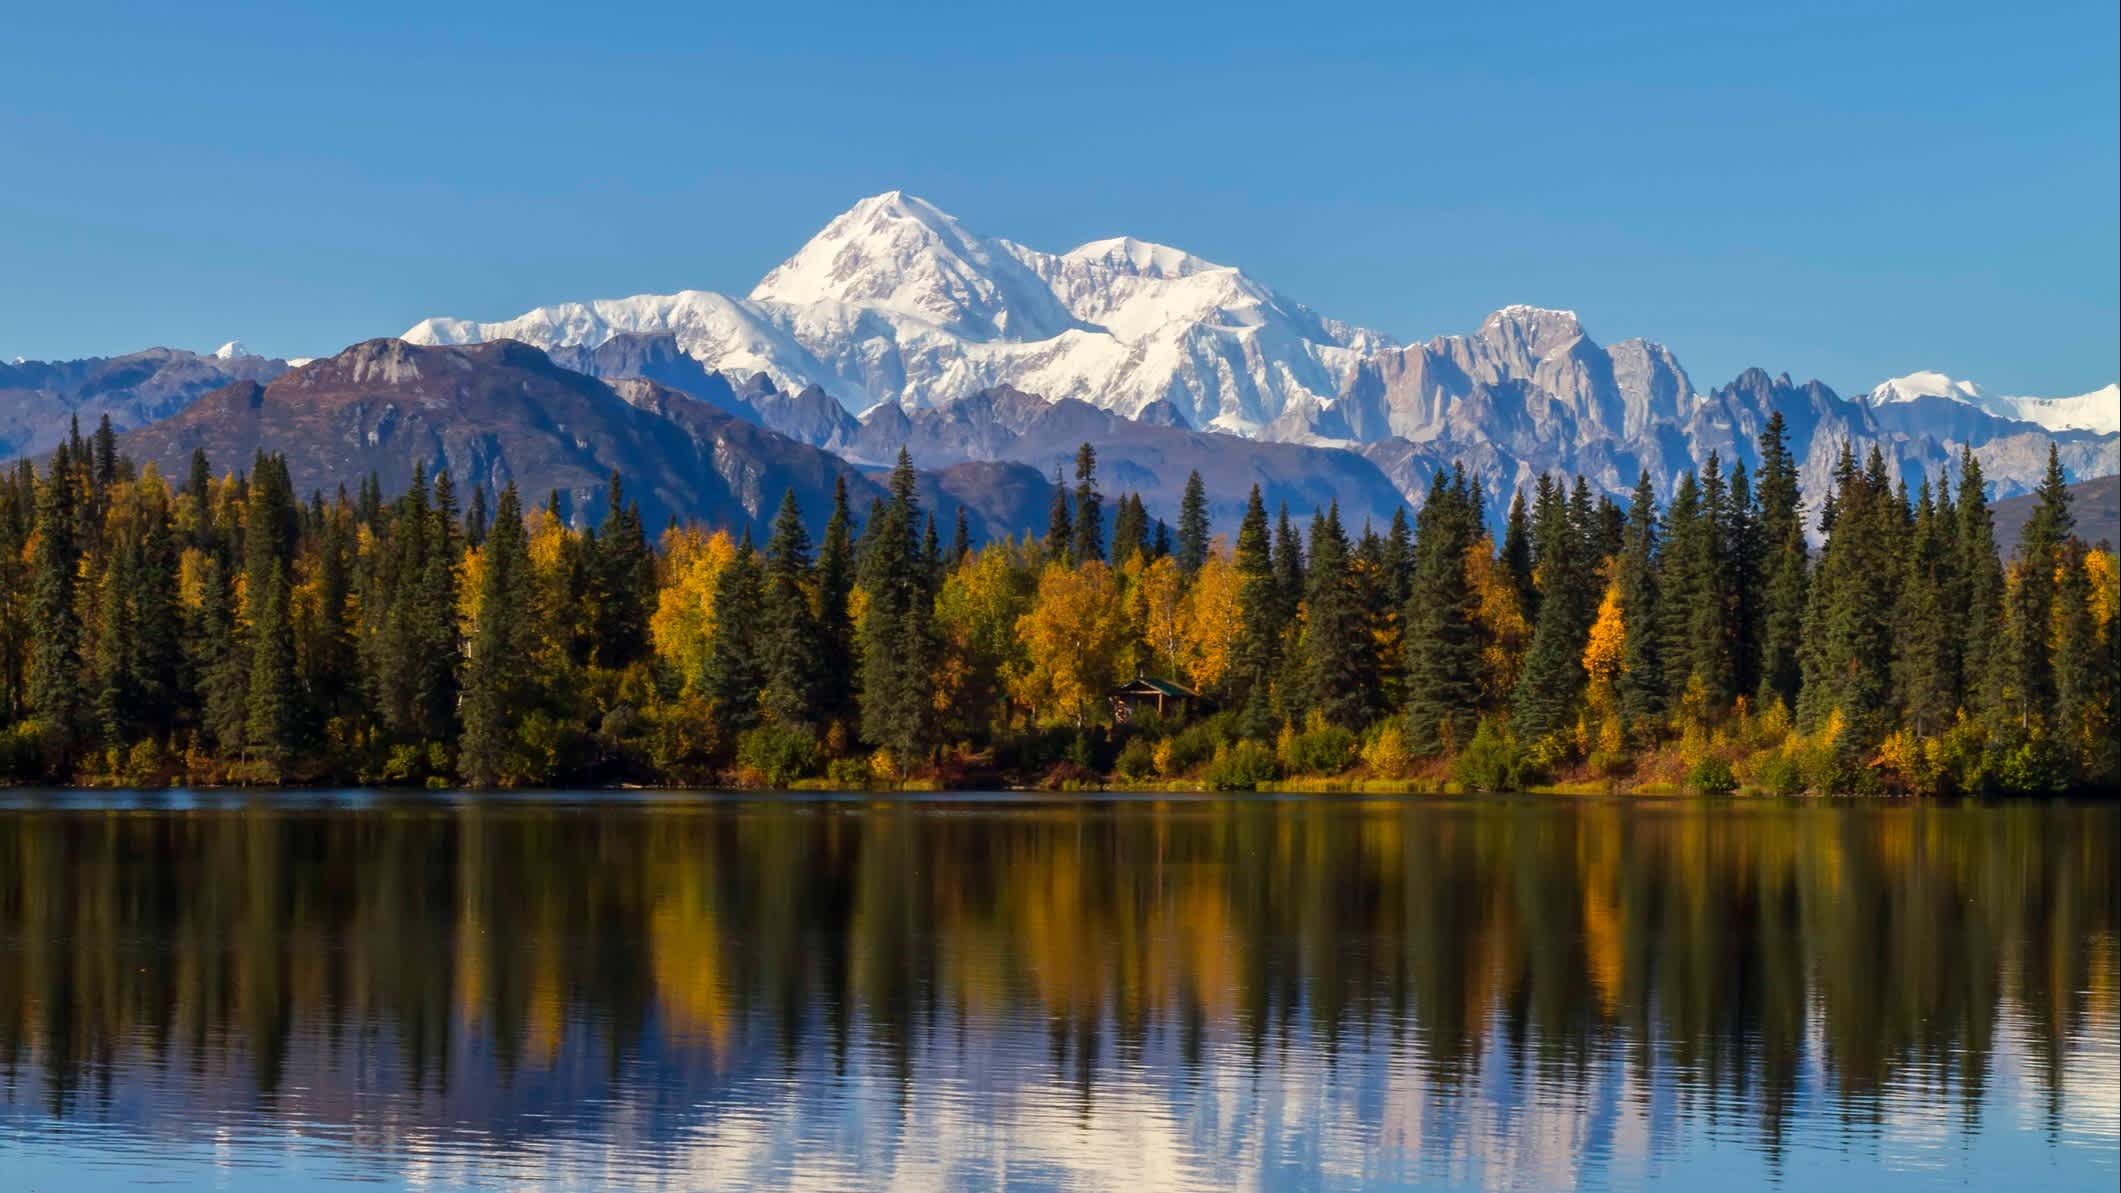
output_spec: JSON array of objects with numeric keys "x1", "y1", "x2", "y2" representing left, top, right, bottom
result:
[
  {"x1": 1867, "y1": 371, "x2": 2118, "y2": 436},
  {"x1": 404, "y1": 191, "x2": 1389, "y2": 434}
]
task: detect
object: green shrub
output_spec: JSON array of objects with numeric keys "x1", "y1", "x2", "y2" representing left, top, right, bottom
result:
[
  {"x1": 824, "y1": 755, "x2": 871, "y2": 789},
  {"x1": 1202, "y1": 740, "x2": 1279, "y2": 790},
  {"x1": 1686, "y1": 754, "x2": 1738, "y2": 795},
  {"x1": 1280, "y1": 722, "x2": 1357, "y2": 776},
  {"x1": 1453, "y1": 719, "x2": 1535, "y2": 792},
  {"x1": 1114, "y1": 735, "x2": 1158, "y2": 780},
  {"x1": 1161, "y1": 721, "x2": 1225, "y2": 775},
  {"x1": 1750, "y1": 750, "x2": 1806, "y2": 795},
  {"x1": 737, "y1": 723, "x2": 817, "y2": 788},
  {"x1": 1992, "y1": 732, "x2": 2070, "y2": 796}
]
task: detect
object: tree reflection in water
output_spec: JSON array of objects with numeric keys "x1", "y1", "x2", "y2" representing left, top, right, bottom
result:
[{"x1": 0, "y1": 796, "x2": 2114, "y2": 1191}]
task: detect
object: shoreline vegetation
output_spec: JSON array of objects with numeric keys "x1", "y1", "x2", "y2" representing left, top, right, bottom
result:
[{"x1": 1, "y1": 414, "x2": 2114, "y2": 798}]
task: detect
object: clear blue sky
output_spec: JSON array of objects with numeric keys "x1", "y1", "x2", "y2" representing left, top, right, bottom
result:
[{"x1": 4, "y1": 0, "x2": 2114, "y2": 397}]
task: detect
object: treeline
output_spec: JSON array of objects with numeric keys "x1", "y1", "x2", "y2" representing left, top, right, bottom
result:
[{"x1": 0, "y1": 415, "x2": 2112, "y2": 793}]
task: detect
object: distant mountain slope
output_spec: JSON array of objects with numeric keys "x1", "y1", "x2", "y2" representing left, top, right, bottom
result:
[
  {"x1": 405, "y1": 191, "x2": 1389, "y2": 434},
  {"x1": 1991, "y1": 475, "x2": 2121, "y2": 553},
  {"x1": 114, "y1": 339, "x2": 1036, "y2": 540},
  {"x1": 402, "y1": 191, "x2": 2115, "y2": 517},
  {"x1": 1, "y1": 346, "x2": 289, "y2": 460}
]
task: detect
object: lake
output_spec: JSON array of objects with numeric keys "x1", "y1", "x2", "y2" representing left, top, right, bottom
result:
[{"x1": 0, "y1": 792, "x2": 2113, "y2": 1192}]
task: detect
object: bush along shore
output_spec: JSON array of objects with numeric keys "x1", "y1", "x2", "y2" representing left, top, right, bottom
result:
[{"x1": 1, "y1": 417, "x2": 2113, "y2": 796}]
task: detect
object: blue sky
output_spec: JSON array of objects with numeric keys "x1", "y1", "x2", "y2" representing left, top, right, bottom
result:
[{"x1": 3, "y1": 0, "x2": 2114, "y2": 397}]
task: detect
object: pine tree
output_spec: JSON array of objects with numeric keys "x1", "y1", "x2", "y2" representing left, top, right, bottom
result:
[
  {"x1": 1893, "y1": 479, "x2": 1955, "y2": 737},
  {"x1": 192, "y1": 555, "x2": 248, "y2": 754},
  {"x1": 1382, "y1": 505, "x2": 1415, "y2": 608},
  {"x1": 1513, "y1": 474, "x2": 1592, "y2": 740},
  {"x1": 1501, "y1": 488, "x2": 1535, "y2": 621},
  {"x1": 1753, "y1": 412, "x2": 1808, "y2": 710},
  {"x1": 1404, "y1": 470, "x2": 1482, "y2": 754},
  {"x1": 1229, "y1": 485, "x2": 1280, "y2": 736},
  {"x1": 1298, "y1": 503, "x2": 1373, "y2": 728},
  {"x1": 1110, "y1": 494, "x2": 1147, "y2": 566},
  {"x1": 27, "y1": 446, "x2": 83, "y2": 759},
  {"x1": 1071, "y1": 443, "x2": 1104, "y2": 565},
  {"x1": 464, "y1": 484, "x2": 489, "y2": 548},
  {"x1": 591, "y1": 472, "x2": 654, "y2": 669},
  {"x1": 759, "y1": 490, "x2": 822, "y2": 728},
  {"x1": 950, "y1": 505, "x2": 971, "y2": 567},
  {"x1": 1044, "y1": 469, "x2": 1073, "y2": 563},
  {"x1": 1273, "y1": 505, "x2": 1305, "y2": 624},
  {"x1": 2051, "y1": 538, "x2": 2107, "y2": 783},
  {"x1": 1617, "y1": 471, "x2": 1664, "y2": 727},
  {"x1": 1955, "y1": 448, "x2": 2005, "y2": 717},
  {"x1": 857, "y1": 450, "x2": 940, "y2": 763},
  {"x1": 460, "y1": 485, "x2": 531, "y2": 786},
  {"x1": 1177, "y1": 470, "x2": 1211, "y2": 574},
  {"x1": 244, "y1": 562, "x2": 298, "y2": 771},
  {"x1": 815, "y1": 476, "x2": 859, "y2": 728},
  {"x1": 704, "y1": 533, "x2": 765, "y2": 730},
  {"x1": 2001, "y1": 446, "x2": 2072, "y2": 729}
]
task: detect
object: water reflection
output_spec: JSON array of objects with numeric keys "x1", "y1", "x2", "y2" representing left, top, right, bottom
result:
[{"x1": 0, "y1": 796, "x2": 2114, "y2": 1191}]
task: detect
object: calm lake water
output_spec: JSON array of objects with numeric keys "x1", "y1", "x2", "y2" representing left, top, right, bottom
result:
[{"x1": 0, "y1": 793, "x2": 2113, "y2": 1193}]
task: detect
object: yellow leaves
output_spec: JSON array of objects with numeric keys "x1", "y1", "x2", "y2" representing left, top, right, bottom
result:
[
  {"x1": 1138, "y1": 554, "x2": 1187, "y2": 678},
  {"x1": 175, "y1": 547, "x2": 209, "y2": 612},
  {"x1": 1582, "y1": 578, "x2": 1626, "y2": 687},
  {"x1": 1181, "y1": 549, "x2": 1243, "y2": 691},
  {"x1": 649, "y1": 526, "x2": 737, "y2": 696},
  {"x1": 1010, "y1": 559, "x2": 1128, "y2": 726},
  {"x1": 1361, "y1": 723, "x2": 1409, "y2": 777},
  {"x1": 2086, "y1": 548, "x2": 2118, "y2": 632},
  {"x1": 1466, "y1": 536, "x2": 1528, "y2": 704}
]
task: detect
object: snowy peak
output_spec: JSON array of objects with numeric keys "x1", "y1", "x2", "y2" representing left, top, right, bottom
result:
[
  {"x1": 748, "y1": 191, "x2": 1075, "y2": 341},
  {"x1": 1478, "y1": 305, "x2": 1586, "y2": 359},
  {"x1": 212, "y1": 340, "x2": 255, "y2": 360},
  {"x1": 1061, "y1": 236, "x2": 1217, "y2": 280},
  {"x1": 1867, "y1": 371, "x2": 2118, "y2": 435}
]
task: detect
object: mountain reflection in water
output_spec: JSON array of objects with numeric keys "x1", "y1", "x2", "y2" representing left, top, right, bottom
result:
[{"x1": 0, "y1": 794, "x2": 2114, "y2": 1192}]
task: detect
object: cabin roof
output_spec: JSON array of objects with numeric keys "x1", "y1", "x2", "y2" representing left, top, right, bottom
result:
[{"x1": 1113, "y1": 676, "x2": 1198, "y2": 699}]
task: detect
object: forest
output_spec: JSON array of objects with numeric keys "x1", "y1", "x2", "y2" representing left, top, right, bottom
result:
[{"x1": 0, "y1": 412, "x2": 2112, "y2": 794}]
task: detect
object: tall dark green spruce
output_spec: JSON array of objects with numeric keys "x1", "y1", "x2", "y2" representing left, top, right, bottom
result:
[
  {"x1": 460, "y1": 485, "x2": 532, "y2": 786},
  {"x1": 814, "y1": 476, "x2": 859, "y2": 729},
  {"x1": 1617, "y1": 471, "x2": 1664, "y2": 729},
  {"x1": 1228, "y1": 485, "x2": 1280, "y2": 737},
  {"x1": 591, "y1": 472, "x2": 655, "y2": 669},
  {"x1": 1298, "y1": 503, "x2": 1373, "y2": 729},
  {"x1": 1954, "y1": 448, "x2": 2005, "y2": 717},
  {"x1": 759, "y1": 490, "x2": 822, "y2": 728},
  {"x1": 244, "y1": 562, "x2": 298, "y2": 773},
  {"x1": 1177, "y1": 470, "x2": 1211, "y2": 573},
  {"x1": 1043, "y1": 467, "x2": 1073, "y2": 564},
  {"x1": 1071, "y1": 443, "x2": 1104, "y2": 565},
  {"x1": 27, "y1": 444, "x2": 83, "y2": 761},
  {"x1": 1404, "y1": 471, "x2": 1482, "y2": 754},
  {"x1": 1752, "y1": 412, "x2": 1808, "y2": 711},
  {"x1": 1513, "y1": 474, "x2": 1593, "y2": 741},
  {"x1": 1893, "y1": 480, "x2": 1956, "y2": 738},
  {"x1": 2000, "y1": 446, "x2": 2071, "y2": 730},
  {"x1": 857, "y1": 450, "x2": 940, "y2": 763}
]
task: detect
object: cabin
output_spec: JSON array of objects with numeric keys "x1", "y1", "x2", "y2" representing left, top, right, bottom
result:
[{"x1": 1109, "y1": 675, "x2": 1204, "y2": 723}]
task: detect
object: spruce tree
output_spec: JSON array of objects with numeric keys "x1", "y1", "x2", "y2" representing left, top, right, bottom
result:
[
  {"x1": 1954, "y1": 448, "x2": 2004, "y2": 717},
  {"x1": 27, "y1": 446, "x2": 83, "y2": 758},
  {"x1": 1501, "y1": 488, "x2": 1535, "y2": 621},
  {"x1": 1617, "y1": 471, "x2": 1664, "y2": 727},
  {"x1": 759, "y1": 490, "x2": 822, "y2": 728},
  {"x1": 591, "y1": 473, "x2": 654, "y2": 669},
  {"x1": 704, "y1": 533, "x2": 765, "y2": 731},
  {"x1": 244, "y1": 562, "x2": 298, "y2": 771},
  {"x1": 1404, "y1": 470, "x2": 1481, "y2": 754},
  {"x1": 460, "y1": 485, "x2": 531, "y2": 786},
  {"x1": 1229, "y1": 485, "x2": 1280, "y2": 736},
  {"x1": 1893, "y1": 479, "x2": 1955, "y2": 738},
  {"x1": 1753, "y1": 412, "x2": 1808, "y2": 710},
  {"x1": 1043, "y1": 469, "x2": 1073, "y2": 563},
  {"x1": 1071, "y1": 443, "x2": 1104, "y2": 564},
  {"x1": 856, "y1": 450, "x2": 939, "y2": 763},
  {"x1": 950, "y1": 505, "x2": 971, "y2": 567},
  {"x1": 1298, "y1": 503, "x2": 1372, "y2": 729},
  {"x1": 2001, "y1": 446, "x2": 2072, "y2": 729},
  {"x1": 1177, "y1": 470, "x2": 1211, "y2": 574},
  {"x1": 815, "y1": 476, "x2": 859, "y2": 728},
  {"x1": 1513, "y1": 474, "x2": 1592, "y2": 740}
]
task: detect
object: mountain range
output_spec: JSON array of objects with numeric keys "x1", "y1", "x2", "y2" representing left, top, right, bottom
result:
[{"x1": 5, "y1": 191, "x2": 2115, "y2": 538}]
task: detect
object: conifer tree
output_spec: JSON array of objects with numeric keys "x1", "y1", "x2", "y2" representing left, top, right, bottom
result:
[
  {"x1": 1071, "y1": 443, "x2": 1104, "y2": 564},
  {"x1": 759, "y1": 490, "x2": 822, "y2": 728},
  {"x1": 244, "y1": 562, "x2": 298, "y2": 771},
  {"x1": 1753, "y1": 412, "x2": 1808, "y2": 710},
  {"x1": 1404, "y1": 471, "x2": 1481, "y2": 754},
  {"x1": 704, "y1": 533, "x2": 765, "y2": 730},
  {"x1": 2001, "y1": 446, "x2": 2072, "y2": 729},
  {"x1": 460, "y1": 485, "x2": 531, "y2": 786},
  {"x1": 1298, "y1": 503, "x2": 1372, "y2": 728},
  {"x1": 591, "y1": 473, "x2": 654, "y2": 669},
  {"x1": 1043, "y1": 469, "x2": 1073, "y2": 563},
  {"x1": 857, "y1": 450, "x2": 940, "y2": 763},
  {"x1": 192, "y1": 555, "x2": 248, "y2": 754},
  {"x1": 815, "y1": 476, "x2": 859, "y2": 727},
  {"x1": 950, "y1": 505, "x2": 971, "y2": 567},
  {"x1": 1501, "y1": 488, "x2": 1535, "y2": 620},
  {"x1": 1894, "y1": 480, "x2": 1955, "y2": 737},
  {"x1": 1617, "y1": 471, "x2": 1664, "y2": 727},
  {"x1": 27, "y1": 446, "x2": 83, "y2": 757},
  {"x1": 1177, "y1": 470, "x2": 1211, "y2": 574},
  {"x1": 1955, "y1": 448, "x2": 2005, "y2": 716},
  {"x1": 1513, "y1": 474, "x2": 1593, "y2": 740},
  {"x1": 1110, "y1": 494, "x2": 1147, "y2": 566},
  {"x1": 1229, "y1": 485, "x2": 1280, "y2": 736}
]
